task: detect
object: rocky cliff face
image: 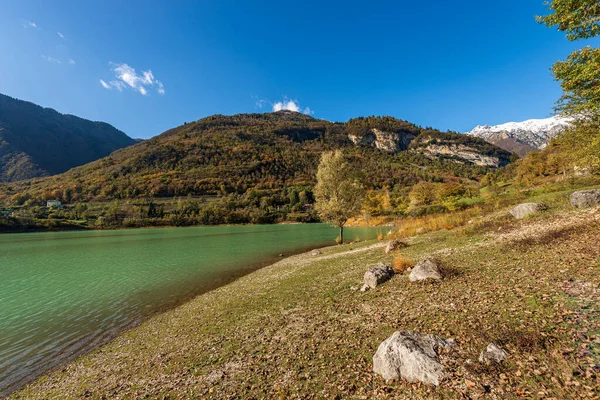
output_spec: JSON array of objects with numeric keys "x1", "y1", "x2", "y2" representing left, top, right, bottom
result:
[
  {"x1": 420, "y1": 142, "x2": 502, "y2": 167},
  {"x1": 409, "y1": 131, "x2": 513, "y2": 168},
  {"x1": 348, "y1": 128, "x2": 416, "y2": 153},
  {"x1": 465, "y1": 116, "x2": 573, "y2": 156}
]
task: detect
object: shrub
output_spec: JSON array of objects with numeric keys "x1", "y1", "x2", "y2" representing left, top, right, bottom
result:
[{"x1": 393, "y1": 256, "x2": 415, "y2": 273}]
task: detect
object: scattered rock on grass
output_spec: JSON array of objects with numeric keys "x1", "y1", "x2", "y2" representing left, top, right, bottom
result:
[
  {"x1": 509, "y1": 203, "x2": 548, "y2": 219},
  {"x1": 409, "y1": 259, "x2": 443, "y2": 282},
  {"x1": 311, "y1": 249, "x2": 322, "y2": 256},
  {"x1": 385, "y1": 239, "x2": 408, "y2": 254},
  {"x1": 373, "y1": 330, "x2": 455, "y2": 386},
  {"x1": 364, "y1": 262, "x2": 395, "y2": 289},
  {"x1": 479, "y1": 343, "x2": 508, "y2": 364},
  {"x1": 570, "y1": 190, "x2": 600, "y2": 208}
]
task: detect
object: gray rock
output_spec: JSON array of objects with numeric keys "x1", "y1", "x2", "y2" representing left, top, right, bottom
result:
[
  {"x1": 570, "y1": 190, "x2": 600, "y2": 208},
  {"x1": 479, "y1": 343, "x2": 508, "y2": 364},
  {"x1": 359, "y1": 284, "x2": 370, "y2": 292},
  {"x1": 509, "y1": 203, "x2": 548, "y2": 219},
  {"x1": 409, "y1": 260, "x2": 443, "y2": 282},
  {"x1": 364, "y1": 262, "x2": 395, "y2": 289},
  {"x1": 385, "y1": 239, "x2": 407, "y2": 254},
  {"x1": 373, "y1": 331, "x2": 454, "y2": 385},
  {"x1": 311, "y1": 249, "x2": 322, "y2": 256}
]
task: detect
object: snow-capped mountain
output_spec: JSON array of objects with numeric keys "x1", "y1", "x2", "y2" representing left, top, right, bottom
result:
[{"x1": 465, "y1": 116, "x2": 573, "y2": 157}]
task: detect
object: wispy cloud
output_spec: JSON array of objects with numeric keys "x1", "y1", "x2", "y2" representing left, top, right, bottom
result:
[
  {"x1": 100, "y1": 63, "x2": 165, "y2": 96},
  {"x1": 57, "y1": 32, "x2": 64, "y2": 39},
  {"x1": 257, "y1": 97, "x2": 313, "y2": 115},
  {"x1": 41, "y1": 55, "x2": 61, "y2": 64},
  {"x1": 24, "y1": 21, "x2": 39, "y2": 29},
  {"x1": 68, "y1": 58, "x2": 75, "y2": 65}
]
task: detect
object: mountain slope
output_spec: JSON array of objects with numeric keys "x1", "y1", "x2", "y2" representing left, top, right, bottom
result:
[
  {"x1": 1, "y1": 111, "x2": 512, "y2": 206},
  {"x1": 0, "y1": 93, "x2": 136, "y2": 181},
  {"x1": 465, "y1": 116, "x2": 573, "y2": 156}
]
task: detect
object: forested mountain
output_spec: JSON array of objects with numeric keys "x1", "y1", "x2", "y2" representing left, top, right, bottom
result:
[
  {"x1": 0, "y1": 110, "x2": 514, "y2": 229},
  {"x1": 0, "y1": 93, "x2": 136, "y2": 181},
  {"x1": 1, "y1": 111, "x2": 511, "y2": 202}
]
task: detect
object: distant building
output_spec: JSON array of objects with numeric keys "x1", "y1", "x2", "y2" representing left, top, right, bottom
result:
[
  {"x1": 303, "y1": 203, "x2": 314, "y2": 211},
  {"x1": 46, "y1": 200, "x2": 62, "y2": 208}
]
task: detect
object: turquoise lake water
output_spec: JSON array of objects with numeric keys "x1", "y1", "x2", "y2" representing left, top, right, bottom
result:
[{"x1": 0, "y1": 224, "x2": 382, "y2": 395}]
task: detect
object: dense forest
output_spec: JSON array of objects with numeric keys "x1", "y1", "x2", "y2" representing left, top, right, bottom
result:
[
  {"x1": 0, "y1": 93, "x2": 136, "y2": 182},
  {"x1": 0, "y1": 111, "x2": 513, "y2": 231}
]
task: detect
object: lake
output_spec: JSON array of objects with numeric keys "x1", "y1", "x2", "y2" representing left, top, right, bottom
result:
[{"x1": 0, "y1": 224, "x2": 382, "y2": 395}]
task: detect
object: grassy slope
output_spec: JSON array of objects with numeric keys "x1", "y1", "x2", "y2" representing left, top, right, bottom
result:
[{"x1": 13, "y1": 200, "x2": 600, "y2": 399}]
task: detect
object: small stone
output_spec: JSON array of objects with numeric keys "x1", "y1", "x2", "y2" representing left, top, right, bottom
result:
[
  {"x1": 479, "y1": 343, "x2": 508, "y2": 364},
  {"x1": 359, "y1": 284, "x2": 370, "y2": 292},
  {"x1": 363, "y1": 262, "x2": 394, "y2": 289},
  {"x1": 385, "y1": 239, "x2": 408, "y2": 254},
  {"x1": 311, "y1": 249, "x2": 322, "y2": 256}
]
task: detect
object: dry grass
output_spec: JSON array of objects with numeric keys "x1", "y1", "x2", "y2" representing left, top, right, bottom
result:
[
  {"x1": 392, "y1": 256, "x2": 414, "y2": 273},
  {"x1": 391, "y1": 207, "x2": 484, "y2": 239}
]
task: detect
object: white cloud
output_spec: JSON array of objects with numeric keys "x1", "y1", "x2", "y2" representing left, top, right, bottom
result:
[
  {"x1": 68, "y1": 59, "x2": 75, "y2": 65},
  {"x1": 267, "y1": 98, "x2": 313, "y2": 114},
  {"x1": 41, "y1": 55, "x2": 61, "y2": 64},
  {"x1": 24, "y1": 21, "x2": 39, "y2": 29},
  {"x1": 100, "y1": 62, "x2": 165, "y2": 95},
  {"x1": 273, "y1": 100, "x2": 300, "y2": 112},
  {"x1": 57, "y1": 32, "x2": 64, "y2": 39}
]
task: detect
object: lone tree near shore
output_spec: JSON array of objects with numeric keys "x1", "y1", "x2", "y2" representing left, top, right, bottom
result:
[{"x1": 314, "y1": 150, "x2": 365, "y2": 244}]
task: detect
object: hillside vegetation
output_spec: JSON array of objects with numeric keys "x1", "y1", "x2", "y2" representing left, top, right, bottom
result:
[
  {"x1": 0, "y1": 111, "x2": 512, "y2": 230},
  {"x1": 0, "y1": 93, "x2": 136, "y2": 182}
]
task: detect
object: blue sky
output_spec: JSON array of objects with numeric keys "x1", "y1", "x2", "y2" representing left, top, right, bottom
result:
[{"x1": 0, "y1": 1, "x2": 595, "y2": 139}]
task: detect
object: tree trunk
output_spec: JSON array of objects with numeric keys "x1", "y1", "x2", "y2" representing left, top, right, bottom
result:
[{"x1": 339, "y1": 226, "x2": 344, "y2": 245}]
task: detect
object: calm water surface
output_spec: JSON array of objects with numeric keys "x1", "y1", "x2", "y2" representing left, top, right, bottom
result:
[{"x1": 0, "y1": 223, "x2": 381, "y2": 395}]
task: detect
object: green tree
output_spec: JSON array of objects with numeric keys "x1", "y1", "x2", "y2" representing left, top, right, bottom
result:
[
  {"x1": 538, "y1": 0, "x2": 600, "y2": 168},
  {"x1": 537, "y1": 0, "x2": 600, "y2": 41},
  {"x1": 314, "y1": 151, "x2": 365, "y2": 244}
]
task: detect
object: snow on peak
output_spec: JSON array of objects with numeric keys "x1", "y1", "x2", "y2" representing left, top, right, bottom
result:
[{"x1": 466, "y1": 115, "x2": 573, "y2": 149}]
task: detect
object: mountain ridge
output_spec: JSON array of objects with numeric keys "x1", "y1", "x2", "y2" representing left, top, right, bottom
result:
[
  {"x1": 465, "y1": 115, "x2": 573, "y2": 156},
  {"x1": 0, "y1": 93, "x2": 137, "y2": 182},
  {"x1": 1, "y1": 111, "x2": 512, "y2": 207}
]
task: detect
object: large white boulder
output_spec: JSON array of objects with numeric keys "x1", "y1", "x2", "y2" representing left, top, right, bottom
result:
[
  {"x1": 570, "y1": 190, "x2": 600, "y2": 208},
  {"x1": 509, "y1": 203, "x2": 548, "y2": 219},
  {"x1": 373, "y1": 331, "x2": 455, "y2": 386},
  {"x1": 409, "y1": 260, "x2": 443, "y2": 282}
]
